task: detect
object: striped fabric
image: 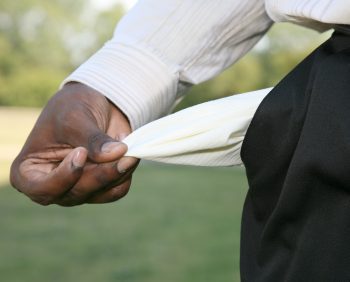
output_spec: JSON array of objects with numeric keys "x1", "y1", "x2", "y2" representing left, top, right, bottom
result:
[
  {"x1": 62, "y1": 1, "x2": 347, "y2": 129},
  {"x1": 62, "y1": 0, "x2": 272, "y2": 130},
  {"x1": 266, "y1": 0, "x2": 350, "y2": 30},
  {"x1": 60, "y1": 1, "x2": 349, "y2": 165}
]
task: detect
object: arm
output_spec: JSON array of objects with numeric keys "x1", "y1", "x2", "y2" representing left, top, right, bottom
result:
[
  {"x1": 10, "y1": 0, "x2": 272, "y2": 206},
  {"x1": 64, "y1": 0, "x2": 273, "y2": 129}
]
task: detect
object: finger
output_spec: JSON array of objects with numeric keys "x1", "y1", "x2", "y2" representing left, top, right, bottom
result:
[
  {"x1": 117, "y1": 156, "x2": 140, "y2": 173},
  {"x1": 52, "y1": 86, "x2": 128, "y2": 163},
  {"x1": 54, "y1": 160, "x2": 135, "y2": 206},
  {"x1": 86, "y1": 178, "x2": 132, "y2": 204},
  {"x1": 16, "y1": 147, "x2": 87, "y2": 205},
  {"x1": 65, "y1": 121, "x2": 127, "y2": 163}
]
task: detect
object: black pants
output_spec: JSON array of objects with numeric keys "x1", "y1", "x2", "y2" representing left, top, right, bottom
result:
[{"x1": 240, "y1": 31, "x2": 350, "y2": 281}]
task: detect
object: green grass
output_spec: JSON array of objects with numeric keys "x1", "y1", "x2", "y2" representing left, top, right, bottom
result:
[
  {"x1": 0, "y1": 107, "x2": 248, "y2": 281},
  {"x1": 0, "y1": 164, "x2": 247, "y2": 282}
]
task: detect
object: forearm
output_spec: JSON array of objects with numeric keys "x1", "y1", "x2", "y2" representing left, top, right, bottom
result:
[{"x1": 62, "y1": 0, "x2": 273, "y2": 129}]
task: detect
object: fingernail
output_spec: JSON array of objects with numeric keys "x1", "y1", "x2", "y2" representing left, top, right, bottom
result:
[
  {"x1": 117, "y1": 159, "x2": 128, "y2": 174},
  {"x1": 117, "y1": 157, "x2": 136, "y2": 174},
  {"x1": 72, "y1": 150, "x2": 86, "y2": 168},
  {"x1": 101, "y1": 142, "x2": 121, "y2": 153}
]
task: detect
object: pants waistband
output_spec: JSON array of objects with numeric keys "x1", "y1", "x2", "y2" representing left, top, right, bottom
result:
[{"x1": 335, "y1": 25, "x2": 350, "y2": 36}]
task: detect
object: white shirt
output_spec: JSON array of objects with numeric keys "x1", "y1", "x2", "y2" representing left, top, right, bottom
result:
[
  {"x1": 62, "y1": 0, "x2": 349, "y2": 130},
  {"x1": 60, "y1": 0, "x2": 350, "y2": 166}
]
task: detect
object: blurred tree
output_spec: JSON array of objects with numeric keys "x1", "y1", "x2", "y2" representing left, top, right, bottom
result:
[
  {"x1": 0, "y1": 0, "x2": 124, "y2": 107},
  {"x1": 0, "y1": 2, "x2": 331, "y2": 109}
]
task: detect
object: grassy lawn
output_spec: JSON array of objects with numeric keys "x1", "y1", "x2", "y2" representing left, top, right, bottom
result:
[{"x1": 0, "y1": 107, "x2": 248, "y2": 282}]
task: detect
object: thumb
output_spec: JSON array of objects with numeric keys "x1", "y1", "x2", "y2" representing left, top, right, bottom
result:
[
  {"x1": 86, "y1": 131, "x2": 128, "y2": 163},
  {"x1": 51, "y1": 84, "x2": 129, "y2": 163},
  {"x1": 56, "y1": 106, "x2": 128, "y2": 163}
]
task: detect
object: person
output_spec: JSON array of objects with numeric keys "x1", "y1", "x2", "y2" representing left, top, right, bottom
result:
[{"x1": 10, "y1": 0, "x2": 350, "y2": 280}]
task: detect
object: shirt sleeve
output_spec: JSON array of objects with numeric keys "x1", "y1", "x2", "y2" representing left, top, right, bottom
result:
[{"x1": 61, "y1": 0, "x2": 272, "y2": 130}]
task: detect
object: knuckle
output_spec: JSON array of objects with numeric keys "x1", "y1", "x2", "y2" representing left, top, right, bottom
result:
[
  {"x1": 118, "y1": 188, "x2": 129, "y2": 199},
  {"x1": 64, "y1": 188, "x2": 86, "y2": 202},
  {"x1": 88, "y1": 133, "x2": 107, "y2": 157},
  {"x1": 9, "y1": 159, "x2": 23, "y2": 191},
  {"x1": 56, "y1": 200, "x2": 81, "y2": 207},
  {"x1": 96, "y1": 165, "x2": 119, "y2": 187},
  {"x1": 11, "y1": 182, "x2": 23, "y2": 193},
  {"x1": 31, "y1": 194, "x2": 55, "y2": 206},
  {"x1": 111, "y1": 183, "x2": 130, "y2": 201},
  {"x1": 9, "y1": 170, "x2": 18, "y2": 190},
  {"x1": 96, "y1": 174, "x2": 111, "y2": 188},
  {"x1": 30, "y1": 189, "x2": 57, "y2": 206}
]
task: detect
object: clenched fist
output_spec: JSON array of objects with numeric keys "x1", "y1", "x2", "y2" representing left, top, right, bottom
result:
[{"x1": 10, "y1": 82, "x2": 139, "y2": 206}]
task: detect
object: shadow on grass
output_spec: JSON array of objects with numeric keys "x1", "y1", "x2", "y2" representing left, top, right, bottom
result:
[{"x1": 0, "y1": 164, "x2": 247, "y2": 282}]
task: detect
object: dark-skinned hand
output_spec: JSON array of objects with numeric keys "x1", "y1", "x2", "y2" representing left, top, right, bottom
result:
[{"x1": 10, "y1": 82, "x2": 139, "y2": 206}]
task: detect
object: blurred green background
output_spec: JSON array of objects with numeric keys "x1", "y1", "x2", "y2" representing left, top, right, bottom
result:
[{"x1": 0, "y1": 0, "x2": 331, "y2": 281}]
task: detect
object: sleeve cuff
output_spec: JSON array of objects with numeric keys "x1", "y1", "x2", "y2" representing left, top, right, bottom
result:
[{"x1": 60, "y1": 41, "x2": 179, "y2": 130}]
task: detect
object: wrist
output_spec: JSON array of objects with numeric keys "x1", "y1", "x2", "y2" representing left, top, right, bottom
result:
[{"x1": 107, "y1": 100, "x2": 132, "y2": 140}]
